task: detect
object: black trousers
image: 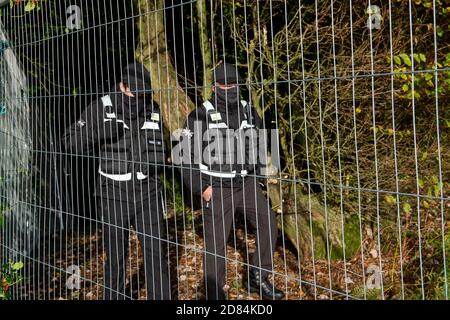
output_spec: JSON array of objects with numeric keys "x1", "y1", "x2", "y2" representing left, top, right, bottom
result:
[
  {"x1": 202, "y1": 177, "x2": 278, "y2": 300},
  {"x1": 99, "y1": 181, "x2": 171, "y2": 300}
]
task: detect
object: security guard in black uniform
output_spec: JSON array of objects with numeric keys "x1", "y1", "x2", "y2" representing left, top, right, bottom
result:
[
  {"x1": 62, "y1": 62, "x2": 171, "y2": 300},
  {"x1": 180, "y1": 63, "x2": 284, "y2": 300}
]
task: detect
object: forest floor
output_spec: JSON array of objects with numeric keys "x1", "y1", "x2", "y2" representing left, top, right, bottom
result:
[
  {"x1": 21, "y1": 182, "x2": 449, "y2": 300},
  {"x1": 24, "y1": 208, "x2": 422, "y2": 300}
]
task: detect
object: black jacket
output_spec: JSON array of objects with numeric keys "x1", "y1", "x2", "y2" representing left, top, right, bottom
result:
[
  {"x1": 61, "y1": 90, "x2": 166, "y2": 198},
  {"x1": 180, "y1": 94, "x2": 264, "y2": 197}
]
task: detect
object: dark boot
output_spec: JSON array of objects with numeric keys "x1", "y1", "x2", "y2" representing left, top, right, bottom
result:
[{"x1": 248, "y1": 269, "x2": 285, "y2": 300}]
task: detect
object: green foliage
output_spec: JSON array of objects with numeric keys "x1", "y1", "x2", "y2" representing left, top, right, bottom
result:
[
  {"x1": 395, "y1": 0, "x2": 450, "y2": 14},
  {"x1": 0, "y1": 261, "x2": 24, "y2": 300},
  {"x1": 0, "y1": 204, "x2": 10, "y2": 229},
  {"x1": 391, "y1": 0, "x2": 450, "y2": 101},
  {"x1": 405, "y1": 229, "x2": 450, "y2": 299},
  {"x1": 10, "y1": 0, "x2": 43, "y2": 12},
  {"x1": 392, "y1": 51, "x2": 450, "y2": 101},
  {"x1": 160, "y1": 175, "x2": 192, "y2": 222},
  {"x1": 380, "y1": 183, "x2": 450, "y2": 299}
]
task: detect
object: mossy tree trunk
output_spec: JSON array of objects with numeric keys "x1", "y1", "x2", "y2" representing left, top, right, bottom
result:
[{"x1": 196, "y1": 0, "x2": 213, "y2": 101}]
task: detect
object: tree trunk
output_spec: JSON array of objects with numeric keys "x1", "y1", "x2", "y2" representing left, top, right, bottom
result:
[
  {"x1": 280, "y1": 187, "x2": 349, "y2": 261},
  {"x1": 196, "y1": 0, "x2": 213, "y2": 101},
  {"x1": 134, "y1": 0, "x2": 195, "y2": 133}
]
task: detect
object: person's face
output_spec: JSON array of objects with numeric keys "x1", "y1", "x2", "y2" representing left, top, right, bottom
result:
[
  {"x1": 212, "y1": 82, "x2": 238, "y2": 92},
  {"x1": 213, "y1": 81, "x2": 240, "y2": 104},
  {"x1": 119, "y1": 82, "x2": 135, "y2": 97}
]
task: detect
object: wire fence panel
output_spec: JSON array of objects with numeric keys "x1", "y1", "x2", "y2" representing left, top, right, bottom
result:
[{"x1": 0, "y1": 0, "x2": 449, "y2": 300}]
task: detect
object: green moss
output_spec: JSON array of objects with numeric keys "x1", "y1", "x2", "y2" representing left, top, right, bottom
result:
[
  {"x1": 313, "y1": 234, "x2": 327, "y2": 260},
  {"x1": 329, "y1": 216, "x2": 362, "y2": 260}
]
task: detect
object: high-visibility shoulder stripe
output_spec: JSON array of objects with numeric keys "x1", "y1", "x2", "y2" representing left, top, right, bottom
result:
[
  {"x1": 241, "y1": 100, "x2": 249, "y2": 119},
  {"x1": 239, "y1": 120, "x2": 255, "y2": 130},
  {"x1": 101, "y1": 95, "x2": 113, "y2": 107},
  {"x1": 203, "y1": 100, "x2": 215, "y2": 112},
  {"x1": 115, "y1": 119, "x2": 130, "y2": 130},
  {"x1": 104, "y1": 119, "x2": 130, "y2": 130},
  {"x1": 136, "y1": 172, "x2": 148, "y2": 180}
]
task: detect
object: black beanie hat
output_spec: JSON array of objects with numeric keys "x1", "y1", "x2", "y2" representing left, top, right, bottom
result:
[
  {"x1": 214, "y1": 62, "x2": 243, "y2": 85},
  {"x1": 121, "y1": 62, "x2": 152, "y2": 94}
]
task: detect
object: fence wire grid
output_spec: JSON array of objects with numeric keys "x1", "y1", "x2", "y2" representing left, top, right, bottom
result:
[{"x1": 0, "y1": 0, "x2": 449, "y2": 300}]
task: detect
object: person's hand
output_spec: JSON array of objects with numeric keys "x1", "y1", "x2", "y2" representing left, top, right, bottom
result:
[{"x1": 202, "y1": 186, "x2": 212, "y2": 202}]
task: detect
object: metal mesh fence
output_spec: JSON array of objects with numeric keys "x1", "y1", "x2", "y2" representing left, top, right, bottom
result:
[{"x1": 0, "y1": 0, "x2": 449, "y2": 300}]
